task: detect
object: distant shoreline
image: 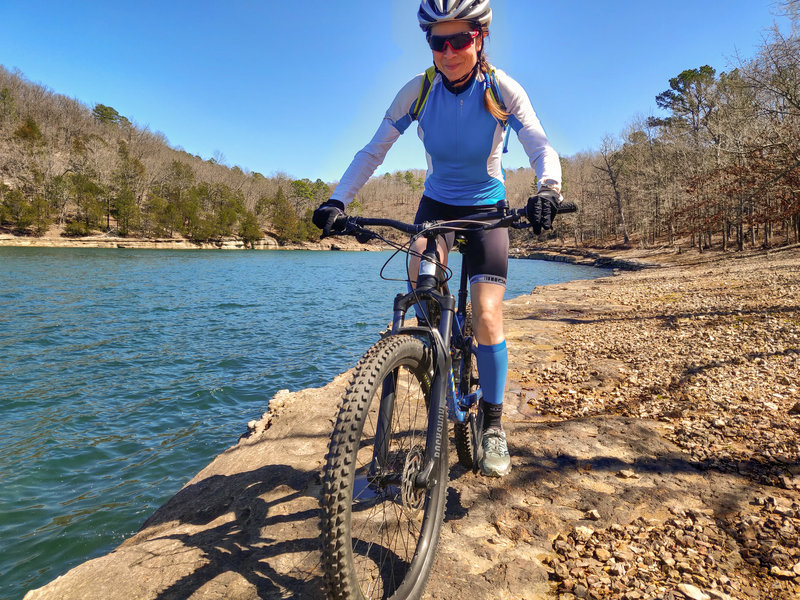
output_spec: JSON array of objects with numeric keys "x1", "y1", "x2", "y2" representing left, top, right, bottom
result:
[
  {"x1": 0, "y1": 231, "x2": 676, "y2": 270},
  {"x1": 0, "y1": 233, "x2": 655, "y2": 270},
  {"x1": 8, "y1": 230, "x2": 779, "y2": 272}
]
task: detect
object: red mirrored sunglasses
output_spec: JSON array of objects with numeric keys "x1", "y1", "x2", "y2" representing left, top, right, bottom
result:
[{"x1": 427, "y1": 30, "x2": 479, "y2": 52}]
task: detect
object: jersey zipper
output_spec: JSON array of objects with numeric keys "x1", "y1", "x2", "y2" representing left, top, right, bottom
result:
[{"x1": 457, "y1": 98, "x2": 463, "y2": 160}]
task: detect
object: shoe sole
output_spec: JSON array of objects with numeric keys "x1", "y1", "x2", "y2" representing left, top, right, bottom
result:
[{"x1": 480, "y1": 462, "x2": 511, "y2": 477}]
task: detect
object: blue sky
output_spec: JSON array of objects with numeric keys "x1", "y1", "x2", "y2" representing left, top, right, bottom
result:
[{"x1": 0, "y1": 1, "x2": 791, "y2": 183}]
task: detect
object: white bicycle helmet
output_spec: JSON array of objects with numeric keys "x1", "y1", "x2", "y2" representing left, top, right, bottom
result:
[{"x1": 418, "y1": 0, "x2": 492, "y2": 31}]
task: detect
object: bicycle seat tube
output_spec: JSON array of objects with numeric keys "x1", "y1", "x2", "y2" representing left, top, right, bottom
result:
[{"x1": 455, "y1": 236, "x2": 470, "y2": 327}]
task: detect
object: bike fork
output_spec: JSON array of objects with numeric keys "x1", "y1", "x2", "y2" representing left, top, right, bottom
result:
[
  {"x1": 369, "y1": 364, "x2": 448, "y2": 490},
  {"x1": 370, "y1": 371, "x2": 397, "y2": 479},
  {"x1": 415, "y1": 367, "x2": 448, "y2": 490}
]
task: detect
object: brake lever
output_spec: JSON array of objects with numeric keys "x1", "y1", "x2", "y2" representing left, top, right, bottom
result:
[{"x1": 335, "y1": 216, "x2": 375, "y2": 244}]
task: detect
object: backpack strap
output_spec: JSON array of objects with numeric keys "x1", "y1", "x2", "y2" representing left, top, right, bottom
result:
[
  {"x1": 486, "y1": 68, "x2": 508, "y2": 127},
  {"x1": 410, "y1": 66, "x2": 437, "y2": 121}
]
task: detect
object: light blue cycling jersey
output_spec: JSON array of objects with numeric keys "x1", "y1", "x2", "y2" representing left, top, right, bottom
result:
[{"x1": 332, "y1": 66, "x2": 561, "y2": 207}]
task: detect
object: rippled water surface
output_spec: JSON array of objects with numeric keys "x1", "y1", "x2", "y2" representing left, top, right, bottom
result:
[{"x1": 0, "y1": 247, "x2": 605, "y2": 598}]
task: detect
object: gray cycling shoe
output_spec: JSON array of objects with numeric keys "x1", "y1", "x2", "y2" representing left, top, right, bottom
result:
[{"x1": 480, "y1": 427, "x2": 511, "y2": 477}]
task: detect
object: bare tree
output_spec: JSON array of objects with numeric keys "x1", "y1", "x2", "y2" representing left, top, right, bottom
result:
[{"x1": 594, "y1": 136, "x2": 630, "y2": 245}]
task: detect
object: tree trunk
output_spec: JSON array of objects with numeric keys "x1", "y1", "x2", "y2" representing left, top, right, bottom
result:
[{"x1": 722, "y1": 220, "x2": 728, "y2": 251}]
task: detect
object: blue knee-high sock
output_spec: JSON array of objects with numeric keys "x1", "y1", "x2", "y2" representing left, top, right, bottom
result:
[
  {"x1": 475, "y1": 340, "x2": 508, "y2": 406},
  {"x1": 475, "y1": 341, "x2": 508, "y2": 430}
]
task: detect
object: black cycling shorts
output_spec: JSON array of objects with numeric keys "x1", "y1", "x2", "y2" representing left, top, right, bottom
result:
[{"x1": 414, "y1": 196, "x2": 508, "y2": 287}]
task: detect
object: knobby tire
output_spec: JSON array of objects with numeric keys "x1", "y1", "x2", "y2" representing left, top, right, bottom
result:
[
  {"x1": 453, "y1": 303, "x2": 478, "y2": 467},
  {"x1": 322, "y1": 334, "x2": 448, "y2": 600}
]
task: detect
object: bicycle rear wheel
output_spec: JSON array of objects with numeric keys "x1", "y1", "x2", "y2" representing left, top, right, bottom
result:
[
  {"x1": 322, "y1": 334, "x2": 448, "y2": 600},
  {"x1": 453, "y1": 303, "x2": 479, "y2": 467}
]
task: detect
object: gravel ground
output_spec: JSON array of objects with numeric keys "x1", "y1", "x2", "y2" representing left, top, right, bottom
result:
[{"x1": 518, "y1": 246, "x2": 800, "y2": 600}]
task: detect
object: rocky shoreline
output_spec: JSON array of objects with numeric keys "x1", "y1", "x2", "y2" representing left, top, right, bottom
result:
[
  {"x1": 23, "y1": 245, "x2": 800, "y2": 600},
  {"x1": 511, "y1": 247, "x2": 661, "y2": 271}
]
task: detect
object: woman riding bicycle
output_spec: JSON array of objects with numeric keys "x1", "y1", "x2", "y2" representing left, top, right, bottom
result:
[{"x1": 314, "y1": 0, "x2": 562, "y2": 477}]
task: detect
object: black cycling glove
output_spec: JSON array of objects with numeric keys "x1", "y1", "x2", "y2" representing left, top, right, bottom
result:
[
  {"x1": 527, "y1": 188, "x2": 561, "y2": 235},
  {"x1": 312, "y1": 199, "x2": 345, "y2": 237}
]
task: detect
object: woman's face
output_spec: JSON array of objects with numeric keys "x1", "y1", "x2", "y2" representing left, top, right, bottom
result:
[{"x1": 429, "y1": 20, "x2": 483, "y2": 83}]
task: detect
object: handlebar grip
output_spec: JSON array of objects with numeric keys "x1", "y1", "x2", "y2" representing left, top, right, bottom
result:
[{"x1": 556, "y1": 201, "x2": 578, "y2": 214}]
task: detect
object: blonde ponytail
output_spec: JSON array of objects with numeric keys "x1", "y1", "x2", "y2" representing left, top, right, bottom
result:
[{"x1": 479, "y1": 55, "x2": 509, "y2": 122}]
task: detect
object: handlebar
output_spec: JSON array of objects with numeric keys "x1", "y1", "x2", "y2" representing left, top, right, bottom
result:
[{"x1": 332, "y1": 201, "x2": 577, "y2": 238}]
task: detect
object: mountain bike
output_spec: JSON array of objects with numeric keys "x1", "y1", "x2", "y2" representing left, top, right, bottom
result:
[{"x1": 320, "y1": 199, "x2": 576, "y2": 600}]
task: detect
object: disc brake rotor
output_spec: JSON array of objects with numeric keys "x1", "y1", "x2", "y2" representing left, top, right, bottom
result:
[{"x1": 401, "y1": 446, "x2": 425, "y2": 511}]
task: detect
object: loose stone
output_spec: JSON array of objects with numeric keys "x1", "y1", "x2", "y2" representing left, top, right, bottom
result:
[
  {"x1": 594, "y1": 547, "x2": 612, "y2": 562},
  {"x1": 617, "y1": 469, "x2": 639, "y2": 479},
  {"x1": 677, "y1": 583, "x2": 710, "y2": 600},
  {"x1": 770, "y1": 565, "x2": 798, "y2": 579}
]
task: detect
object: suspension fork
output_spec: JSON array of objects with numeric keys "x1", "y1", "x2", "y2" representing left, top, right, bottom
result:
[
  {"x1": 376, "y1": 299, "x2": 455, "y2": 490},
  {"x1": 415, "y1": 325, "x2": 452, "y2": 490},
  {"x1": 415, "y1": 236, "x2": 458, "y2": 489},
  {"x1": 370, "y1": 370, "x2": 397, "y2": 480}
]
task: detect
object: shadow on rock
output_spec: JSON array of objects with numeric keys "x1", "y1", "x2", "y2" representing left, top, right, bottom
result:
[{"x1": 139, "y1": 464, "x2": 324, "y2": 600}]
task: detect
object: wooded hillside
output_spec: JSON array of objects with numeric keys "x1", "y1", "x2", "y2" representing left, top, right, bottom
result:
[{"x1": 0, "y1": 65, "x2": 336, "y2": 245}]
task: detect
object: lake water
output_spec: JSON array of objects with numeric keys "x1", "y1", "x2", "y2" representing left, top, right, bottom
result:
[{"x1": 0, "y1": 247, "x2": 606, "y2": 599}]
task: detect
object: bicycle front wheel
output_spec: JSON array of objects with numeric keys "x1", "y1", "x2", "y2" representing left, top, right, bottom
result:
[
  {"x1": 453, "y1": 302, "x2": 478, "y2": 467},
  {"x1": 322, "y1": 334, "x2": 448, "y2": 600}
]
